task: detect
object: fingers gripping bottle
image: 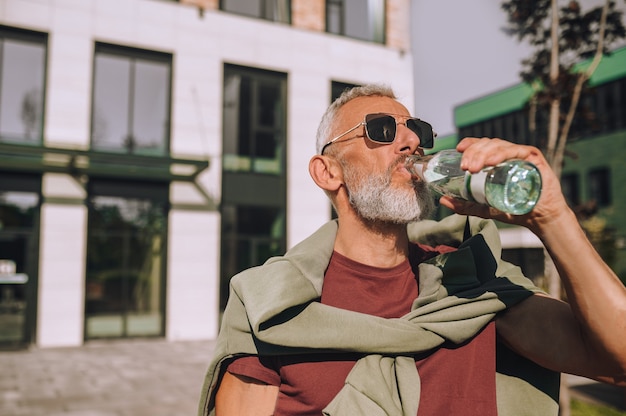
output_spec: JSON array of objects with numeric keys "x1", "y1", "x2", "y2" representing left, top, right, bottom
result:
[{"x1": 406, "y1": 149, "x2": 542, "y2": 215}]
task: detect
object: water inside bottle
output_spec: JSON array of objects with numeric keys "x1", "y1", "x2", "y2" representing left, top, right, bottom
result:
[{"x1": 484, "y1": 161, "x2": 542, "y2": 215}]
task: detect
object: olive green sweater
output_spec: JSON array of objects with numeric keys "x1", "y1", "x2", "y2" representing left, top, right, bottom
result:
[{"x1": 198, "y1": 215, "x2": 560, "y2": 416}]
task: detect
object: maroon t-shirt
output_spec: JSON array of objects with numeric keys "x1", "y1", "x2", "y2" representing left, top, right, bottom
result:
[{"x1": 227, "y1": 244, "x2": 497, "y2": 415}]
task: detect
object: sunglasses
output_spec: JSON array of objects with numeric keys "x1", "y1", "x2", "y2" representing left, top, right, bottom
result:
[{"x1": 320, "y1": 113, "x2": 435, "y2": 155}]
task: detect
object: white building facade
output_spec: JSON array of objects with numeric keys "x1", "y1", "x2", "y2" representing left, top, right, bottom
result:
[{"x1": 0, "y1": 0, "x2": 415, "y2": 348}]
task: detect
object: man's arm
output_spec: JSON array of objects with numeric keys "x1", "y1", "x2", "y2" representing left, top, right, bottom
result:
[
  {"x1": 441, "y1": 137, "x2": 626, "y2": 385},
  {"x1": 215, "y1": 371, "x2": 279, "y2": 416}
]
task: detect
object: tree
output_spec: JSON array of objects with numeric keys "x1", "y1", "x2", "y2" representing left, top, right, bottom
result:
[{"x1": 500, "y1": 1, "x2": 626, "y2": 414}]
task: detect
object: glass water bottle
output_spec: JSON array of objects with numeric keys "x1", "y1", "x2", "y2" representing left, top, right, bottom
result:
[{"x1": 406, "y1": 149, "x2": 542, "y2": 215}]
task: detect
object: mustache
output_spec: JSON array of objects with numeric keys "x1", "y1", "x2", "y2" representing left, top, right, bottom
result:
[{"x1": 390, "y1": 154, "x2": 410, "y2": 172}]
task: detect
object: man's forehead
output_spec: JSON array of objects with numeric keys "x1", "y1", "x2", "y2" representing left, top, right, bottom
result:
[{"x1": 338, "y1": 96, "x2": 410, "y2": 122}]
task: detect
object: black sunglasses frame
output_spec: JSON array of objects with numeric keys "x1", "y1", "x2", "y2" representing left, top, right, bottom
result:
[{"x1": 320, "y1": 113, "x2": 435, "y2": 155}]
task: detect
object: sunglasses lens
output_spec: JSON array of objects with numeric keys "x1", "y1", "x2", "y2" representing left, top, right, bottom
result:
[
  {"x1": 407, "y1": 119, "x2": 434, "y2": 149},
  {"x1": 365, "y1": 114, "x2": 396, "y2": 143}
]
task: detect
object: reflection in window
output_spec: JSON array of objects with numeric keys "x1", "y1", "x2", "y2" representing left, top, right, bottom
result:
[
  {"x1": 221, "y1": 0, "x2": 291, "y2": 23},
  {"x1": 329, "y1": 81, "x2": 359, "y2": 220},
  {"x1": 223, "y1": 65, "x2": 286, "y2": 174},
  {"x1": 0, "y1": 189, "x2": 39, "y2": 345},
  {"x1": 331, "y1": 80, "x2": 359, "y2": 102},
  {"x1": 85, "y1": 194, "x2": 166, "y2": 339},
  {"x1": 0, "y1": 28, "x2": 46, "y2": 144},
  {"x1": 220, "y1": 205, "x2": 285, "y2": 309},
  {"x1": 0, "y1": 191, "x2": 39, "y2": 229},
  {"x1": 326, "y1": 0, "x2": 385, "y2": 43},
  {"x1": 91, "y1": 44, "x2": 171, "y2": 155}
]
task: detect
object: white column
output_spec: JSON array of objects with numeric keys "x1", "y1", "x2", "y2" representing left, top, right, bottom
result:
[
  {"x1": 37, "y1": 202, "x2": 87, "y2": 347},
  {"x1": 166, "y1": 209, "x2": 220, "y2": 341}
]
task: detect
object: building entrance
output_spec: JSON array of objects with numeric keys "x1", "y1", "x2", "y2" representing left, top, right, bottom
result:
[{"x1": 0, "y1": 189, "x2": 39, "y2": 348}]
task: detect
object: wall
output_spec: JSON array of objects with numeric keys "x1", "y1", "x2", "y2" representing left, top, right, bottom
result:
[{"x1": 0, "y1": 0, "x2": 415, "y2": 345}]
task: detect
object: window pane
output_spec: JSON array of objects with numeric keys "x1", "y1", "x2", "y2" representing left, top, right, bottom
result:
[
  {"x1": 0, "y1": 191, "x2": 39, "y2": 228},
  {"x1": 368, "y1": 0, "x2": 385, "y2": 43},
  {"x1": 220, "y1": 204, "x2": 285, "y2": 309},
  {"x1": 223, "y1": 74, "x2": 251, "y2": 158},
  {"x1": 132, "y1": 60, "x2": 170, "y2": 155},
  {"x1": 222, "y1": 0, "x2": 290, "y2": 23},
  {"x1": 222, "y1": 67, "x2": 285, "y2": 174},
  {"x1": 332, "y1": 0, "x2": 385, "y2": 43},
  {"x1": 92, "y1": 47, "x2": 171, "y2": 155},
  {"x1": 266, "y1": 0, "x2": 290, "y2": 23},
  {"x1": 588, "y1": 168, "x2": 611, "y2": 207},
  {"x1": 0, "y1": 39, "x2": 45, "y2": 143},
  {"x1": 85, "y1": 196, "x2": 165, "y2": 339},
  {"x1": 344, "y1": 0, "x2": 369, "y2": 40},
  {"x1": 327, "y1": 1, "x2": 342, "y2": 34},
  {"x1": 331, "y1": 81, "x2": 358, "y2": 101},
  {"x1": 257, "y1": 82, "x2": 280, "y2": 128},
  {"x1": 92, "y1": 54, "x2": 131, "y2": 151},
  {"x1": 222, "y1": 0, "x2": 261, "y2": 18},
  {"x1": 236, "y1": 205, "x2": 283, "y2": 237},
  {"x1": 561, "y1": 174, "x2": 579, "y2": 207}
]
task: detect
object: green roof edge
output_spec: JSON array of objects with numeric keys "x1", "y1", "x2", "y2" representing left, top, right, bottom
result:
[{"x1": 454, "y1": 46, "x2": 626, "y2": 128}]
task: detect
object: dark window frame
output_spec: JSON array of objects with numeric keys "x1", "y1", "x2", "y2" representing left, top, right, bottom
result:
[
  {"x1": 220, "y1": 64, "x2": 288, "y2": 311},
  {"x1": 84, "y1": 178, "x2": 169, "y2": 340},
  {"x1": 222, "y1": 63, "x2": 287, "y2": 176},
  {"x1": 560, "y1": 172, "x2": 580, "y2": 208},
  {"x1": 325, "y1": 0, "x2": 386, "y2": 44},
  {"x1": 588, "y1": 167, "x2": 611, "y2": 207},
  {"x1": 0, "y1": 25, "x2": 48, "y2": 145},
  {"x1": 219, "y1": 0, "x2": 292, "y2": 24},
  {"x1": 328, "y1": 80, "x2": 359, "y2": 219},
  {"x1": 90, "y1": 42, "x2": 173, "y2": 156}
]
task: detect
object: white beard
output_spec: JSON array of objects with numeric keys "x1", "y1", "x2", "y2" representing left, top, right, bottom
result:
[{"x1": 341, "y1": 157, "x2": 434, "y2": 225}]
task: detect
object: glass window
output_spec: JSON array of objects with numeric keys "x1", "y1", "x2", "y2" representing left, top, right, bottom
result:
[
  {"x1": 220, "y1": 205, "x2": 285, "y2": 309},
  {"x1": 502, "y1": 248, "x2": 545, "y2": 285},
  {"x1": 223, "y1": 65, "x2": 286, "y2": 174},
  {"x1": 331, "y1": 81, "x2": 359, "y2": 102},
  {"x1": 326, "y1": 0, "x2": 385, "y2": 43},
  {"x1": 220, "y1": 65, "x2": 287, "y2": 310},
  {"x1": 221, "y1": 0, "x2": 291, "y2": 23},
  {"x1": 560, "y1": 173, "x2": 580, "y2": 207},
  {"x1": 0, "y1": 27, "x2": 47, "y2": 144},
  {"x1": 588, "y1": 168, "x2": 611, "y2": 207},
  {"x1": 85, "y1": 182, "x2": 167, "y2": 339},
  {"x1": 329, "y1": 81, "x2": 359, "y2": 220},
  {"x1": 91, "y1": 44, "x2": 171, "y2": 156},
  {"x1": 0, "y1": 190, "x2": 39, "y2": 346}
]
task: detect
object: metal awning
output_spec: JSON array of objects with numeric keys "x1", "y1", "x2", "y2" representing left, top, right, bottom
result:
[{"x1": 0, "y1": 142, "x2": 209, "y2": 182}]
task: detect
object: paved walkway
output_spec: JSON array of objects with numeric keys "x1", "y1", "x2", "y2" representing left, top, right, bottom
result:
[
  {"x1": 1, "y1": 339, "x2": 624, "y2": 416},
  {"x1": 0, "y1": 339, "x2": 216, "y2": 416}
]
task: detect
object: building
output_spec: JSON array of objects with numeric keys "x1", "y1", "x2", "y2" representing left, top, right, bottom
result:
[
  {"x1": 454, "y1": 46, "x2": 626, "y2": 285},
  {"x1": 0, "y1": 0, "x2": 415, "y2": 348}
]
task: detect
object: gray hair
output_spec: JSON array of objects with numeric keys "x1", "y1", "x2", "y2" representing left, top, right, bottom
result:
[{"x1": 315, "y1": 84, "x2": 396, "y2": 154}]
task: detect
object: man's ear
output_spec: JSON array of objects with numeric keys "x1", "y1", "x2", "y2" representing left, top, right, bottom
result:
[{"x1": 309, "y1": 155, "x2": 343, "y2": 192}]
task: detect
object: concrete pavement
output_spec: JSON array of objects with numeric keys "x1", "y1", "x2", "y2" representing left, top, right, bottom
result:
[
  {"x1": 1, "y1": 339, "x2": 624, "y2": 415},
  {"x1": 0, "y1": 339, "x2": 216, "y2": 416}
]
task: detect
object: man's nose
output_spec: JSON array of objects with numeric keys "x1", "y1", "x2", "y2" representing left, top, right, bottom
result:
[{"x1": 394, "y1": 122, "x2": 421, "y2": 154}]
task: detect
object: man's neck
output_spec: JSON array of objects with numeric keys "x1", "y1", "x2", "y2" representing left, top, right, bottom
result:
[{"x1": 333, "y1": 215, "x2": 410, "y2": 268}]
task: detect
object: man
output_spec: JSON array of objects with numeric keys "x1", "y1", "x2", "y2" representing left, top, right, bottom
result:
[{"x1": 199, "y1": 84, "x2": 626, "y2": 416}]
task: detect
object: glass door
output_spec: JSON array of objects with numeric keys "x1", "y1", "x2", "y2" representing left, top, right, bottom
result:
[
  {"x1": 0, "y1": 190, "x2": 39, "y2": 348},
  {"x1": 85, "y1": 193, "x2": 167, "y2": 339}
]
